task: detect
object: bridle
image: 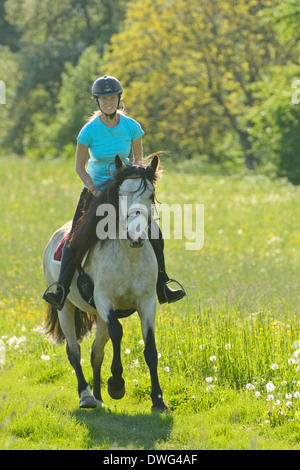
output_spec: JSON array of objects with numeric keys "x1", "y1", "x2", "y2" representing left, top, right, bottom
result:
[{"x1": 118, "y1": 175, "x2": 157, "y2": 247}]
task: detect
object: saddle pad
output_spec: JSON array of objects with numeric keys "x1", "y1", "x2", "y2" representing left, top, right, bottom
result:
[{"x1": 53, "y1": 233, "x2": 70, "y2": 262}]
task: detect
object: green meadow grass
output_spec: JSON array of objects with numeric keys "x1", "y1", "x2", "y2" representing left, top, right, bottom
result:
[{"x1": 1, "y1": 157, "x2": 300, "y2": 449}]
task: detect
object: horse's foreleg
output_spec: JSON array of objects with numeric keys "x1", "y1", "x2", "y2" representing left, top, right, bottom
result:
[
  {"x1": 58, "y1": 303, "x2": 97, "y2": 408},
  {"x1": 139, "y1": 300, "x2": 167, "y2": 412},
  {"x1": 91, "y1": 317, "x2": 109, "y2": 405},
  {"x1": 106, "y1": 309, "x2": 125, "y2": 399}
]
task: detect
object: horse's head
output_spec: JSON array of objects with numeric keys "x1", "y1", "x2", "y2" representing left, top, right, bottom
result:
[{"x1": 116, "y1": 155, "x2": 159, "y2": 248}]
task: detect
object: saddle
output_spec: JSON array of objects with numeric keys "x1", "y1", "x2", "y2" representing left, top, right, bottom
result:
[{"x1": 54, "y1": 232, "x2": 69, "y2": 262}]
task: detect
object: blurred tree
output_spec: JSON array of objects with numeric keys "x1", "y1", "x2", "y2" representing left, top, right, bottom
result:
[
  {"x1": 0, "y1": 0, "x2": 20, "y2": 51},
  {"x1": 2, "y1": 0, "x2": 298, "y2": 181},
  {"x1": 0, "y1": 0, "x2": 127, "y2": 156},
  {"x1": 105, "y1": 0, "x2": 282, "y2": 169},
  {"x1": 23, "y1": 46, "x2": 103, "y2": 158},
  {"x1": 248, "y1": 0, "x2": 300, "y2": 183}
]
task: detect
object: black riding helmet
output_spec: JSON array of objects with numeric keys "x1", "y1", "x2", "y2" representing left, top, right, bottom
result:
[
  {"x1": 91, "y1": 76, "x2": 123, "y2": 120},
  {"x1": 91, "y1": 76, "x2": 123, "y2": 97}
]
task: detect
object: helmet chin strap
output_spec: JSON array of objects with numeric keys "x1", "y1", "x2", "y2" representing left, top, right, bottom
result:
[{"x1": 96, "y1": 98, "x2": 119, "y2": 120}]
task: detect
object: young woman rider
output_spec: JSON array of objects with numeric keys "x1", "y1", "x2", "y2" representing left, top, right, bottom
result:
[{"x1": 43, "y1": 76, "x2": 186, "y2": 310}]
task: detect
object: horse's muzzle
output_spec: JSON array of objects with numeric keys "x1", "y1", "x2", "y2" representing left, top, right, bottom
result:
[
  {"x1": 127, "y1": 233, "x2": 145, "y2": 248},
  {"x1": 126, "y1": 208, "x2": 148, "y2": 248}
]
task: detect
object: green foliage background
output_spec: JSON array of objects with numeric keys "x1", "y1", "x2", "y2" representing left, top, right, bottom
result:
[{"x1": 0, "y1": 0, "x2": 300, "y2": 182}]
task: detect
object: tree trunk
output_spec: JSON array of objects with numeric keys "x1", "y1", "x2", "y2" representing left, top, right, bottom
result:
[{"x1": 237, "y1": 129, "x2": 255, "y2": 170}]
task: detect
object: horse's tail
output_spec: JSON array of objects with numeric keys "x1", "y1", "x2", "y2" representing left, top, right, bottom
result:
[{"x1": 44, "y1": 303, "x2": 96, "y2": 344}]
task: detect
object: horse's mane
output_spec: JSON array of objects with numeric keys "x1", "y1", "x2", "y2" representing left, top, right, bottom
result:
[{"x1": 69, "y1": 157, "x2": 161, "y2": 266}]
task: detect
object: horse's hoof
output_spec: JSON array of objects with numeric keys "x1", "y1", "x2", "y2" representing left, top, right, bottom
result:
[
  {"x1": 79, "y1": 396, "x2": 97, "y2": 408},
  {"x1": 96, "y1": 400, "x2": 106, "y2": 408},
  {"x1": 79, "y1": 386, "x2": 97, "y2": 408},
  {"x1": 151, "y1": 401, "x2": 169, "y2": 413},
  {"x1": 107, "y1": 376, "x2": 125, "y2": 400}
]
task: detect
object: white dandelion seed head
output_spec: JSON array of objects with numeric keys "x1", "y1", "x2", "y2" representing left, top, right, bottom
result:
[
  {"x1": 246, "y1": 383, "x2": 255, "y2": 390},
  {"x1": 41, "y1": 355, "x2": 50, "y2": 361},
  {"x1": 266, "y1": 382, "x2": 276, "y2": 392}
]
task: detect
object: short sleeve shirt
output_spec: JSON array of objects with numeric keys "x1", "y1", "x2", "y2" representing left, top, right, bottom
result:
[{"x1": 77, "y1": 114, "x2": 144, "y2": 188}]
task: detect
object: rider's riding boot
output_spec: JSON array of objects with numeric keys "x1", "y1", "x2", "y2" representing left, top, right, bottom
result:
[
  {"x1": 150, "y1": 237, "x2": 186, "y2": 305},
  {"x1": 157, "y1": 269, "x2": 186, "y2": 305},
  {"x1": 43, "y1": 243, "x2": 76, "y2": 311}
]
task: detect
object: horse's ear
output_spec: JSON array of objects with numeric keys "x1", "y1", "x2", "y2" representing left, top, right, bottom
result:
[
  {"x1": 115, "y1": 155, "x2": 125, "y2": 171},
  {"x1": 149, "y1": 155, "x2": 159, "y2": 172}
]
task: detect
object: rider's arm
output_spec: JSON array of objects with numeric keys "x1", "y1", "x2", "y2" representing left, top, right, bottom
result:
[
  {"x1": 132, "y1": 137, "x2": 143, "y2": 165},
  {"x1": 75, "y1": 142, "x2": 101, "y2": 197}
]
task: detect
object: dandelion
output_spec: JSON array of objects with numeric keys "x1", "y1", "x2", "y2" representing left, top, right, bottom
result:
[
  {"x1": 271, "y1": 364, "x2": 279, "y2": 370},
  {"x1": 209, "y1": 356, "x2": 216, "y2": 362},
  {"x1": 293, "y1": 392, "x2": 300, "y2": 399},
  {"x1": 246, "y1": 383, "x2": 255, "y2": 390},
  {"x1": 139, "y1": 340, "x2": 144, "y2": 346},
  {"x1": 286, "y1": 401, "x2": 293, "y2": 408},
  {"x1": 164, "y1": 366, "x2": 170, "y2": 372},
  {"x1": 294, "y1": 349, "x2": 300, "y2": 359},
  {"x1": 255, "y1": 391, "x2": 261, "y2": 398},
  {"x1": 225, "y1": 344, "x2": 231, "y2": 350},
  {"x1": 286, "y1": 393, "x2": 292, "y2": 399},
  {"x1": 288, "y1": 358, "x2": 296, "y2": 365},
  {"x1": 266, "y1": 382, "x2": 276, "y2": 392},
  {"x1": 206, "y1": 377, "x2": 213, "y2": 383},
  {"x1": 41, "y1": 355, "x2": 50, "y2": 361},
  {"x1": 267, "y1": 394, "x2": 274, "y2": 401},
  {"x1": 274, "y1": 400, "x2": 280, "y2": 405},
  {"x1": 125, "y1": 348, "x2": 131, "y2": 355},
  {"x1": 7, "y1": 335, "x2": 26, "y2": 349}
]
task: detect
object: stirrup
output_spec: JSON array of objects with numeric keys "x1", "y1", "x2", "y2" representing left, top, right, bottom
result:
[
  {"x1": 163, "y1": 278, "x2": 187, "y2": 303},
  {"x1": 42, "y1": 282, "x2": 66, "y2": 309}
]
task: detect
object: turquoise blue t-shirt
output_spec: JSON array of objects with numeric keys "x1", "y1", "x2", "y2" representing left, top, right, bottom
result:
[{"x1": 77, "y1": 113, "x2": 144, "y2": 188}]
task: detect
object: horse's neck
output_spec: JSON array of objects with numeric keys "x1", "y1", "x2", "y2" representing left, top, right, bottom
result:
[
  {"x1": 116, "y1": 238, "x2": 149, "y2": 260},
  {"x1": 94, "y1": 238, "x2": 150, "y2": 260}
]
